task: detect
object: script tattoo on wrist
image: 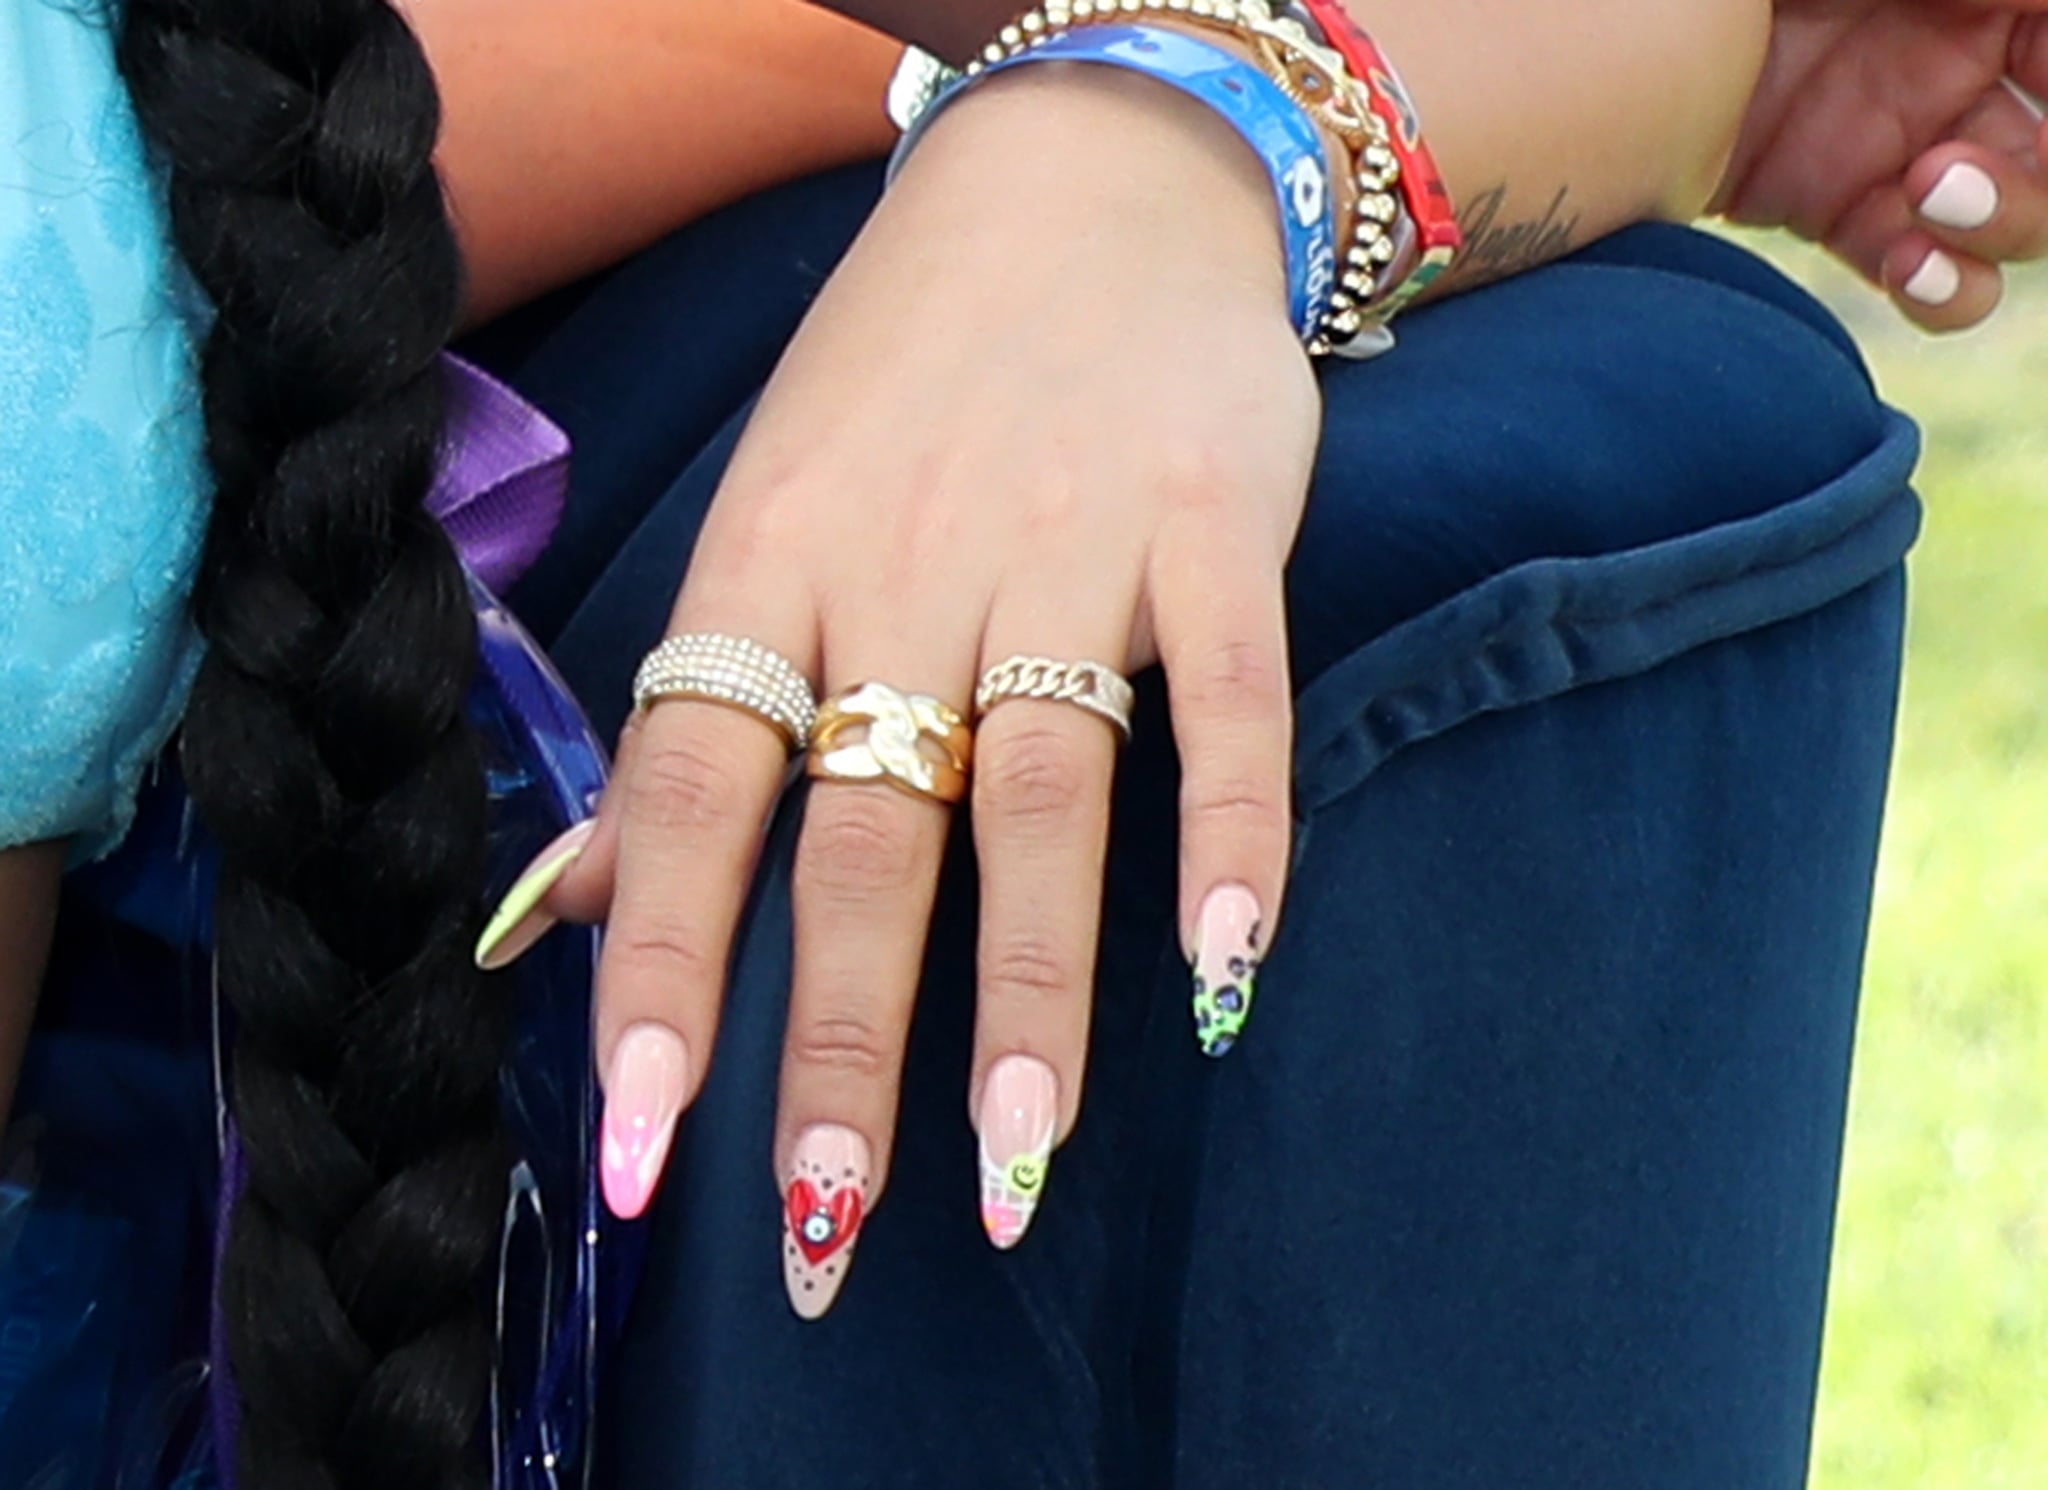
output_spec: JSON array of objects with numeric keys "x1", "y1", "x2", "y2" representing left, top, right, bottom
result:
[{"x1": 1448, "y1": 184, "x2": 1583, "y2": 287}]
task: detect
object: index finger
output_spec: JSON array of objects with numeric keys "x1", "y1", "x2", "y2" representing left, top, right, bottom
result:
[{"x1": 592, "y1": 616, "x2": 817, "y2": 1219}]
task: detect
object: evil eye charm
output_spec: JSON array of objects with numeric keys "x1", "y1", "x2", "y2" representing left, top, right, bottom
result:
[
  {"x1": 801, "y1": 1209, "x2": 837, "y2": 1247},
  {"x1": 1287, "y1": 155, "x2": 1328, "y2": 228}
]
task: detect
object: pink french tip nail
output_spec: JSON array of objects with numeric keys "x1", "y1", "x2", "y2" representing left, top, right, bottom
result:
[
  {"x1": 782, "y1": 1124, "x2": 871, "y2": 1320},
  {"x1": 978, "y1": 1055, "x2": 1058, "y2": 1250},
  {"x1": 600, "y1": 1024, "x2": 690, "y2": 1220},
  {"x1": 1191, "y1": 883, "x2": 1264, "y2": 1058}
]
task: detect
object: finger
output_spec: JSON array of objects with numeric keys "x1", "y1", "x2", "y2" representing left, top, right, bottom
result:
[
  {"x1": 779, "y1": 647, "x2": 978, "y2": 1318},
  {"x1": 968, "y1": 597, "x2": 1136, "y2": 1250},
  {"x1": 1821, "y1": 187, "x2": 2007, "y2": 331},
  {"x1": 592, "y1": 599, "x2": 817, "y2": 1222},
  {"x1": 1883, "y1": 234, "x2": 2006, "y2": 331},
  {"x1": 473, "y1": 709, "x2": 647, "y2": 972},
  {"x1": 1906, "y1": 142, "x2": 2048, "y2": 264},
  {"x1": 1152, "y1": 511, "x2": 1293, "y2": 1059}
]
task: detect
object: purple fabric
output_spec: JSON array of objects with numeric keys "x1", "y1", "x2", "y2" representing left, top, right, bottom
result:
[
  {"x1": 428, "y1": 355, "x2": 572, "y2": 592},
  {"x1": 210, "y1": 355, "x2": 571, "y2": 1486}
]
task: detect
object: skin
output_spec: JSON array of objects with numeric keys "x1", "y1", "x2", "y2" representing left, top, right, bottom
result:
[
  {"x1": 500, "y1": 0, "x2": 1777, "y2": 1288},
  {"x1": 1719, "y1": 0, "x2": 2048, "y2": 330},
  {"x1": 409, "y1": 0, "x2": 902, "y2": 324}
]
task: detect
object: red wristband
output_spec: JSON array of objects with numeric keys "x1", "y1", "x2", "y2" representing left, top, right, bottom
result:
[{"x1": 1297, "y1": 0, "x2": 1461, "y2": 274}]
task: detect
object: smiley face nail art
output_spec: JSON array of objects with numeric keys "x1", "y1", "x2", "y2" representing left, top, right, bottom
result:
[{"x1": 977, "y1": 1055, "x2": 1058, "y2": 1251}]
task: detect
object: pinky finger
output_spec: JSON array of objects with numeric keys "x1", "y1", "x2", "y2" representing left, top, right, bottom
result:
[
  {"x1": 1152, "y1": 523, "x2": 1295, "y2": 1059},
  {"x1": 1882, "y1": 235, "x2": 2005, "y2": 332}
]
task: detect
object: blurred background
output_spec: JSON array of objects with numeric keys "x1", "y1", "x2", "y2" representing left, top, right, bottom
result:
[{"x1": 1729, "y1": 236, "x2": 2046, "y2": 1490}]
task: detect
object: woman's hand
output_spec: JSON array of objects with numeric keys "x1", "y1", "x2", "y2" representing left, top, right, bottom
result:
[
  {"x1": 545, "y1": 65, "x2": 1319, "y2": 1314},
  {"x1": 1718, "y1": 0, "x2": 2048, "y2": 328}
]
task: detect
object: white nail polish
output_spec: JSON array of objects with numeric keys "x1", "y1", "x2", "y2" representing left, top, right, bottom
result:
[
  {"x1": 1903, "y1": 250, "x2": 1961, "y2": 307},
  {"x1": 1918, "y1": 163, "x2": 1999, "y2": 231}
]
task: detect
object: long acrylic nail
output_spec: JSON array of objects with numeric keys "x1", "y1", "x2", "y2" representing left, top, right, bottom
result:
[
  {"x1": 1918, "y1": 162, "x2": 1999, "y2": 231},
  {"x1": 1190, "y1": 884, "x2": 1264, "y2": 1058},
  {"x1": 1902, "y1": 249, "x2": 1962, "y2": 307},
  {"x1": 600, "y1": 1024, "x2": 690, "y2": 1220},
  {"x1": 977, "y1": 1055, "x2": 1058, "y2": 1250},
  {"x1": 782, "y1": 1124, "x2": 871, "y2": 1319},
  {"x1": 475, "y1": 819, "x2": 596, "y2": 970}
]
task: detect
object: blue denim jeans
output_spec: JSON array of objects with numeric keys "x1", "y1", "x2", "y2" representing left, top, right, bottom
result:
[{"x1": 473, "y1": 164, "x2": 1920, "y2": 1489}]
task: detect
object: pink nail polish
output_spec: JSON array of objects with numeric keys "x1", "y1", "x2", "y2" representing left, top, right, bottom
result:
[
  {"x1": 782, "y1": 1124, "x2": 871, "y2": 1319},
  {"x1": 1191, "y1": 884, "x2": 1264, "y2": 1058},
  {"x1": 978, "y1": 1055, "x2": 1058, "y2": 1250},
  {"x1": 601, "y1": 1024, "x2": 690, "y2": 1220}
]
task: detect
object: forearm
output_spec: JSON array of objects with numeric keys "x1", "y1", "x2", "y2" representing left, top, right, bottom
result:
[
  {"x1": 826, "y1": 0, "x2": 1774, "y2": 288},
  {"x1": 406, "y1": 0, "x2": 900, "y2": 323}
]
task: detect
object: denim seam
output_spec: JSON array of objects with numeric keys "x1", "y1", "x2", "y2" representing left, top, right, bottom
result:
[{"x1": 1288, "y1": 410, "x2": 1921, "y2": 815}]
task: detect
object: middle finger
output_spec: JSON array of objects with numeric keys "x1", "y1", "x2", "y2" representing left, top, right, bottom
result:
[{"x1": 778, "y1": 632, "x2": 979, "y2": 1319}]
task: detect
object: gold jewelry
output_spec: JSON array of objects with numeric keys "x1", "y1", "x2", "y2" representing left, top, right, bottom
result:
[
  {"x1": 633, "y1": 633, "x2": 818, "y2": 752},
  {"x1": 807, "y1": 682, "x2": 974, "y2": 804},
  {"x1": 949, "y1": 0, "x2": 1405, "y2": 355},
  {"x1": 975, "y1": 655, "x2": 1135, "y2": 742}
]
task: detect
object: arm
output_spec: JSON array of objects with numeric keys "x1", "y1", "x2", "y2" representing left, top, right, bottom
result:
[
  {"x1": 417, "y1": 0, "x2": 1770, "y2": 321},
  {"x1": 407, "y1": 0, "x2": 901, "y2": 323},
  {"x1": 820, "y1": 0, "x2": 1775, "y2": 288}
]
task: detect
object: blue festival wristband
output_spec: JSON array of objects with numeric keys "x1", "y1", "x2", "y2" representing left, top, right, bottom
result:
[{"x1": 890, "y1": 24, "x2": 1339, "y2": 340}]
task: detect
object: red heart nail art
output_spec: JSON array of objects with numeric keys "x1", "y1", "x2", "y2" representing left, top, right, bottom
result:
[{"x1": 786, "y1": 1177, "x2": 864, "y2": 1266}]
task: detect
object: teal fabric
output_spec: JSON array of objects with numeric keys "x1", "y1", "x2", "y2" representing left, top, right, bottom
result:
[{"x1": 0, "y1": 0, "x2": 209, "y2": 859}]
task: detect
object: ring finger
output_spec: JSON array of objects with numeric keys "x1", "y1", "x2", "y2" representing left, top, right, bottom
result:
[{"x1": 966, "y1": 597, "x2": 1136, "y2": 1252}]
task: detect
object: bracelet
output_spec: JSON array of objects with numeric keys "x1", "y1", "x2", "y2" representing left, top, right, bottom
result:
[
  {"x1": 1293, "y1": 0, "x2": 1462, "y2": 315},
  {"x1": 893, "y1": 24, "x2": 1340, "y2": 341}
]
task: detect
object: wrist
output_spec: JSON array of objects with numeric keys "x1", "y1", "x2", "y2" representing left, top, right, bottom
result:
[{"x1": 898, "y1": 56, "x2": 1299, "y2": 309}]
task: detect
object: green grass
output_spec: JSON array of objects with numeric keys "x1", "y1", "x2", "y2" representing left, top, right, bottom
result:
[{"x1": 1729, "y1": 235, "x2": 2048, "y2": 1490}]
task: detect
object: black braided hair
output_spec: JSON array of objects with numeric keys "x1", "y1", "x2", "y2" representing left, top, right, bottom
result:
[{"x1": 114, "y1": 3, "x2": 510, "y2": 1485}]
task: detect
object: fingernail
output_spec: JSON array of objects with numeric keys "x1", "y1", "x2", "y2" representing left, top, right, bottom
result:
[
  {"x1": 1902, "y1": 249, "x2": 1962, "y2": 307},
  {"x1": 1918, "y1": 162, "x2": 1999, "y2": 231},
  {"x1": 1190, "y1": 884, "x2": 1264, "y2": 1058},
  {"x1": 977, "y1": 1055, "x2": 1058, "y2": 1250},
  {"x1": 782, "y1": 1124, "x2": 871, "y2": 1319},
  {"x1": 600, "y1": 1024, "x2": 690, "y2": 1220},
  {"x1": 474, "y1": 819, "x2": 596, "y2": 970}
]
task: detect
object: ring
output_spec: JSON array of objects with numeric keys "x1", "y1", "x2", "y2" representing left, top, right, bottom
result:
[
  {"x1": 806, "y1": 681, "x2": 974, "y2": 804},
  {"x1": 974, "y1": 655, "x2": 1135, "y2": 742},
  {"x1": 633, "y1": 633, "x2": 818, "y2": 752}
]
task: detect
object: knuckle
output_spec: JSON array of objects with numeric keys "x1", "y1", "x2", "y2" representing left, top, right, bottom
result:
[
  {"x1": 1183, "y1": 774, "x2": 1288, "y2": 833},
  {"x1": 800, "y1": 796, "x2": 924, "y2": 898},
  {"x1": 981, "y1": 933, "x2": 1083, "y2": 1005},
  {"x1": 978, "y1": 726, "x2": 1092, "y2": 829},
  {"x1": 607, "y1": 922, "x2": 718, "y2": 991},
  {"x1": 1184, "y1": 639, "x2": 1288, "y2": 715},
  {"x1": 787, "y1": 1013, "x2": 897, "y2": 1082},
  {"x1": 628, "y1": 734, "x2": 743, "y2": 835}
]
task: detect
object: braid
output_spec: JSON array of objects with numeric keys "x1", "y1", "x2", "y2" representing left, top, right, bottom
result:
[{"x1": 114, "y1": 3, "x2": 509, "y2": 1486}]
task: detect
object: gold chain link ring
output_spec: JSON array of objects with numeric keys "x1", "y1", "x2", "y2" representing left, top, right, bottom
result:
[{"x1": 807, "y1": 682, "x2": 975, "y2": 804}]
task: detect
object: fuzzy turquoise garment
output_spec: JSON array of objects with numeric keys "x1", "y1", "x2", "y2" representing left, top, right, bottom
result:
[{"x1": 0, "y1": 0, "x2": 209, "y2": 859}]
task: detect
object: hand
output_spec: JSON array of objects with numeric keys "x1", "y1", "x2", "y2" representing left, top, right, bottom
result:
[
  {"x1": 1716, "y1": 0, "x2": 2048, "y2": 329},
  {"x1": 511, "y1": 65, "x2": 1320, "y2": 1314}
]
